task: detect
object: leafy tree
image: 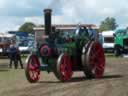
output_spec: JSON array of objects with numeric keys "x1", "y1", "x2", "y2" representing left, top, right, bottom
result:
[
  {"x1": 99, "y1": 17, "x2": 118, "y2": 32},
  {"x1": 19, "y1": 22, "x2": 36, "y2": 33}
]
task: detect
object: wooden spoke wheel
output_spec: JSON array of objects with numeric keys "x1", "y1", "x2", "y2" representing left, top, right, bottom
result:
[
  {"x1": 82, "y1": 41, "x2": 105, "y2": 78},
  {"x1": 54, "y1": 53, "x2": 73, "y2": 82},
  {"x1": 25, "y1": 54, "x2": 40, "y2": 83}
]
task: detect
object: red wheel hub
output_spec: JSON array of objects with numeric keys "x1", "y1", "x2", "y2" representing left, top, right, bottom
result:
[
  {"x1": 40, "y1": 45, "x2": 51, "y2": 56},
  {"x1": 28, "y1": 55, "x2": 40, "y2": 81},
  {"x1": 59, "y1": 54, "x2": 73, "y2": 81},
  {"x1": 88, "y1": 42, "x2": 105, "y2": 78}
]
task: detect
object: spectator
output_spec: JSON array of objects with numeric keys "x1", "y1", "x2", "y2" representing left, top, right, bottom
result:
[
  {"x1": 9, "y1": 41, "x2": 17, "y2": 69},
  {"x1": 16, "y1": 47, "x2": 23, "y2": 69}
]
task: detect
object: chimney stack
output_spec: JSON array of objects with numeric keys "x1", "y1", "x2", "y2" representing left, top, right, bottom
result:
[{"x1": 44, "y1": 9, "x2": 52, "y2": 35}]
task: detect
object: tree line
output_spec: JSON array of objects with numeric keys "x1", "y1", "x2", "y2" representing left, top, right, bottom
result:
[{"x1": 19, "y1": 17, "x2": 118, "y2": 33}]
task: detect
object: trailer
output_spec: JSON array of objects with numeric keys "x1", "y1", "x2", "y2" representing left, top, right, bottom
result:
[
  {"x1": 0, "y1": 33, "x2": 16, "y2": 56},
  {"x1": 25, "y1": 9, "x2": 105, "y2": 83}
]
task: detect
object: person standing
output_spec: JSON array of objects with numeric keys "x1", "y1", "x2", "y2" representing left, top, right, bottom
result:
[
  {"x1": 9, "y1": 41, "x2": 17, "y2": 69},
  {"x1": 16, "y1": 47, "x2": 23, "y2": 69}
]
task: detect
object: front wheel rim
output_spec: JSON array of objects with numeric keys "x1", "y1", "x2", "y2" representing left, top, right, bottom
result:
[
  {"x1": 26, "y1": 55, "x2": 40, "y2": 82},
  {"x1": 58, "y1": 53, "x2": 73, "y2": 81}
]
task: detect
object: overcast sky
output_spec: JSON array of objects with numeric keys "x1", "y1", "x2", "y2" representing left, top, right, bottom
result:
[{"x1": 0, "y1": 0, "x2": 128, "y2": 32}]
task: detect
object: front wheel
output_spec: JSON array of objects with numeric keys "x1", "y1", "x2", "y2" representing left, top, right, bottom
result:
[
  {"x1": 53, "y1": 53, "x2": 73, "y2": 82},
  {"x1": 25, "y1": 54, "x2": 40, "y2": 83}
]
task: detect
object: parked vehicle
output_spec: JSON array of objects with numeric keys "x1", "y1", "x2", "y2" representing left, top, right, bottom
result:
[
  {"x1": 101, "y1": 31, "x2": 115, "y2": 52},
  {"x1": 17, "y1": 38, "x2": 35, "y2": 54},
  {"x1": 114, "y1": 28, "x2": 128, "y2": 56},
  {"x1": 0, "y1": 33, "x2": 16, "y2": 56},
  {"x1": 8, "y1": 31, "x2": 35, "y2": 54}
]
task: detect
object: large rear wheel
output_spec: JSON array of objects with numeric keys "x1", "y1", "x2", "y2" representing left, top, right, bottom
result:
[
  {"x1": 53, "y1": 53, "x2": 73, "y2": 82},
  {"x1": 82, "y1": 41, "x2": 105, "y2": 78},
  {"x1": 25, "y1": 54, "x2": 40, "y2": 83}
]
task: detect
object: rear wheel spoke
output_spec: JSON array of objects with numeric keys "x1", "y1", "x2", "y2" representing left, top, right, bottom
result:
[
  {"x1": 88, "y1": 42, "x2": 105, "y2": 78},
  {"x1": 57, "y1": 53, "x2": 73, "y2": 81}
]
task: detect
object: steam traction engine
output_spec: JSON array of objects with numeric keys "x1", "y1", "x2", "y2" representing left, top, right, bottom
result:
[{"x1": 25, "y1": 9, "x2": 105, "y2": 83}]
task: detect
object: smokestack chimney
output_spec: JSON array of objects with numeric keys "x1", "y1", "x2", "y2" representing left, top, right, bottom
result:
[{"x1": 44, "y1": 9, "x2": 52, "y2": 35}]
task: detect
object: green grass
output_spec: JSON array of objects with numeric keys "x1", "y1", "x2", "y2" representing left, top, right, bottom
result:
[{"x1": 0, "y1": 56, "x2": 32, "y2": 96}]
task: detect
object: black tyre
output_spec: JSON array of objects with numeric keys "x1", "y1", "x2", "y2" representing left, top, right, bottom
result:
[{"x1": 114, "y1": 46, "x2": 121, "y2": 57}]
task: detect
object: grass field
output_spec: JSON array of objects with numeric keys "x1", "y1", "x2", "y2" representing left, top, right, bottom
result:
[
  {"x1": 0, "y1": 54, "x2": 127, "y2": 96},
  {"x1": 0, "y1": 56, "x2": 57, "y2": 96},
  {"x1": 0, "y1": 57, "x2": 25, "y2": 95}
]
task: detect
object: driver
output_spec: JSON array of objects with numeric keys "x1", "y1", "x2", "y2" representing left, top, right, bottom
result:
[
  {"x1": 75, "y1": 26, "x2": 89, "y2": 38},
  {"x1": 88, "y1": 26, "x2": 97, "y2": 40}
]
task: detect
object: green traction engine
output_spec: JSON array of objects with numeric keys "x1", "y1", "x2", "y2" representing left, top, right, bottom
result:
[{"x1": 25, "y1": 9, "x2": 105, "y2": 83}]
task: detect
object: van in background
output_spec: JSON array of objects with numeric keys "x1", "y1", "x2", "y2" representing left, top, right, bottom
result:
[{"x1": 101, "y1": 31, "x2": 115, "y2": 52}]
